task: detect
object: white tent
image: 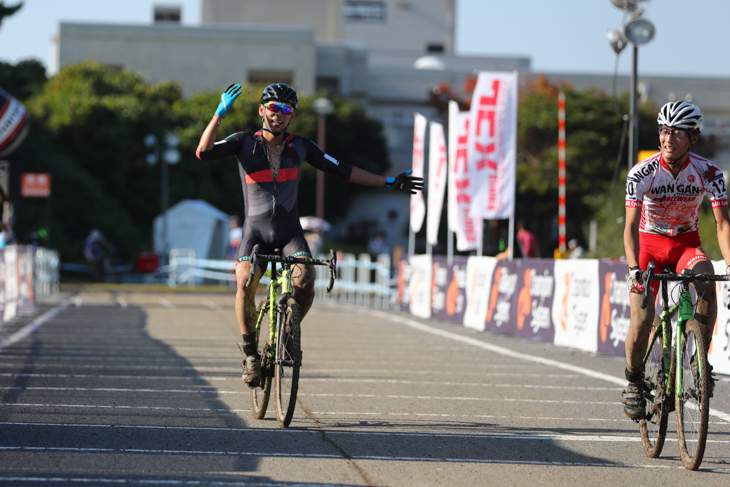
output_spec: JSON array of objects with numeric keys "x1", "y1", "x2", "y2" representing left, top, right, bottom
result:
[{"x1": 154, "y1": 199, "x2": 229, "y2": 260}]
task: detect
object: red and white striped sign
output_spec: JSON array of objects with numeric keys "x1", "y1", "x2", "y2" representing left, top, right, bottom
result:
[
  {"x1": 558, "y1": 92, "x2": 566, "y2": 253},
  {"x1": 448, "y1": 101, "x2": 481, "y2": 251},
  {"x1": 0, "y1": 87, "x2": 30, "y2": 158}
]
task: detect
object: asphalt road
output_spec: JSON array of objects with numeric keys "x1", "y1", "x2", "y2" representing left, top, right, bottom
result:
[{"x1": 0, "y1": 289, "x2": 729, "y2": 486}]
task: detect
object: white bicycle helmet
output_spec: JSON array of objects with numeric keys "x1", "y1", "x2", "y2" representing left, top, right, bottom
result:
[{"x1": 657, "y1": 101, "x2": 703, "y2": 133}]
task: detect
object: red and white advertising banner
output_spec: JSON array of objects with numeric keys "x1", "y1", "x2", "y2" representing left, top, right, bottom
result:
[
  {"x1": 408, "y1": 254, "x2": 432, "y2": 319},
  {"x1": 410, "y1": 113, "x2": 427, "y2": 233},
  {"x1": 427, "y1": 121, "x2": 447, "y2": 245},
  {"x1": 462, "y1": 256, "x2": 497, "y2": 331},
  {"x1": 448, "y1": 101, "x2": 482, "y2": 251},
  {"x1": 711, "y1": 260, "x2": 730, "y2": 375},
  {"x1": 552, "y1": 259, "x2": 600, "y2": 352},
  {"x1": 467, "y1": 71, "x2": 518, "y2": 220},
  {"x1": 0, "y1": 87, "x2": 30, "y2": 158}
]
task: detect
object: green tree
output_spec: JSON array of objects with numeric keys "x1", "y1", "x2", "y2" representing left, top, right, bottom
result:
[
  {"x1": 0, "y1": 59, "x2": 46, "y2": 100},
  {"x1": 0, "y1": 1, "x2": 22, "y2": 29}
]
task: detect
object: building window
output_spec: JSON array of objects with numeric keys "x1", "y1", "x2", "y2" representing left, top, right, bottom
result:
[
  {"x1": 345, "y1": 1, "x2": 386, "y2": 22},
  {"x1": 427, "y1": 44, "x2": 444, "y2": 53},
  {"x1": 154, "y1": 5, "x2": 181, "y2": 24}
]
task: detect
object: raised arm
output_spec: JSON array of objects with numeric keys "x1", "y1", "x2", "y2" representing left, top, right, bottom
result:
[{"x1": 196, "y1": 84, "x2": 241, "y2": 154}]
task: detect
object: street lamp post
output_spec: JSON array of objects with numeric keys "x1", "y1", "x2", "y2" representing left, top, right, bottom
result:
[
  {"x1": 312, "y1": 97, "x2": 334, "y2": 220},
  {"x1": 145, "y1": 133, "x2": 180, "y2": 263},
  {"x1": 607, "y1": 0, "x2": 655, "y2": 169}
]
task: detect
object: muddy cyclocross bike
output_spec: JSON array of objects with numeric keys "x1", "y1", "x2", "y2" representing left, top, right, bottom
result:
[
  {"x1": 637, "y1": 261, "x2": 728, "y2": 470},
  {"x1": 244, "y1": 244, "x2": 337, "y2": 428}
]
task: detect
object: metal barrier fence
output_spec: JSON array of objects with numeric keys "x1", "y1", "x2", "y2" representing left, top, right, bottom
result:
[
  {"x1": 168, "y1": 249, "x2": 396, "y2": 309},
  {"x1": 35, "y1": 247, "x2": 60, "y2": 297}
]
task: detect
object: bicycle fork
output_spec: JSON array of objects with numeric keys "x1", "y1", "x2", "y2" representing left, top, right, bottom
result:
[{"x1": 676, "y1": 287, "x2": 699, "y2": 398}]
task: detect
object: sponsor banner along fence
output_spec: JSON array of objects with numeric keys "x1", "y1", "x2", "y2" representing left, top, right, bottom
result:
[{"x1": 398, "y1": 255, "x2": 730, "y2": 375}]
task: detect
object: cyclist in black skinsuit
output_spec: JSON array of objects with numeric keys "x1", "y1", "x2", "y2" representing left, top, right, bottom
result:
[{"x1": 196, "y1": 83, "x2": 423, "y2": 386}]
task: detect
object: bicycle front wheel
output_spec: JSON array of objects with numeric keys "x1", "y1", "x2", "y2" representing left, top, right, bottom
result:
[
  {"x1": 275, "y1": 297, "x2": 301, "y2": 428},
  {"x1": 640, "y1": 317, "x2": 670, "y2": 458},
  {"x1": 251, "y1": 298, "x2": 273, "y2": 420},
  {"x1": 676, "y1": 318, "x2": 709, "y2": 471}
]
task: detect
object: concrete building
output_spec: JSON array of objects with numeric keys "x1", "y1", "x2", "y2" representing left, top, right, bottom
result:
[{"x1": 51, "y1": 0, "x2": 730, "y2": 252}]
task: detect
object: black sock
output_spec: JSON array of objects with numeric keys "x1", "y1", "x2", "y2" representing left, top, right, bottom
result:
[{"x1": 242, "y1": 332, "x2": 257, "y2": 356}]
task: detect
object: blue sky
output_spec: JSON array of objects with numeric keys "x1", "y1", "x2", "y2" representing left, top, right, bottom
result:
[{"x1": 1, "y1": 0, "x2": 729, "y2": 78}]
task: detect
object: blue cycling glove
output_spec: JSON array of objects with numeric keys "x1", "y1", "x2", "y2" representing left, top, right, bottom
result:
[
  {"x1": 385, "y1": 170, "x2": 424, "y2": 195},
  {"x1": 215, "y1": 83, "x2": 242, "y2": 117}
]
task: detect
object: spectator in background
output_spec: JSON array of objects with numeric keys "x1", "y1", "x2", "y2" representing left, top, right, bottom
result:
[
  {"x1": 84, "y1": 229, "x2": 114, "y2": 281},
  {"x1": 368, "y1": 231, "x2": 390, "y2": 256},
  {"x1": 516, "y1": 220, "x2": 541, "y2": 258},
  {"x1": 304, "y1": 230, "x2": 323, "y2": 257},
  {"x1": 568, "y1": 238, "x2": 585, "y2": 259},
  {"x1": 228, "y1": 215, "x2": 243, "y2": 260}
]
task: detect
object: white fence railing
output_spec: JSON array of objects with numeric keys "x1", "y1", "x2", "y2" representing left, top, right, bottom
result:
[
  {"x1": 35, "y1": 247, "x2": 60, "y2": 297},
  {"x1": 168, "y1": 249, "x2": 396, "y2": 309}
]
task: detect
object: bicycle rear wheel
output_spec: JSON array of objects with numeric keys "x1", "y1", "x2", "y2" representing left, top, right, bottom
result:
[
  {"x1": 251, "y1": 298, "x2": 273, "y2": 419},
  {"x1": 275, "y1": 297, "x2": 301, "y2": 428},
  {"x1": 676, "y1": 318, "x2": 709, "y2": 470},
  {"x1": 640, "y1": 317, "x2": 671, "y2": 457}
]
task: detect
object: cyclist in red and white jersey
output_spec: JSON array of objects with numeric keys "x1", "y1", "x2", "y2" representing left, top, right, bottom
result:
[{"x1": 622, "y1": 101, "x2": 730, "y2": 420}]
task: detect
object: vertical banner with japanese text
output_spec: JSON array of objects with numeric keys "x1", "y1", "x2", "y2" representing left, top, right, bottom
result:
[
  {"x1": 410, "y1": 113, "x2": 427, "y2": 233},
  {"x1": 427, "y1": 122, "x2": 447, "y2": 245},
  {"x1": 448, "y1": 101, "x2": 481, "y2": 251},
  {"x1": 468, "y1": 71, "x2": 518, "y2": 220}
]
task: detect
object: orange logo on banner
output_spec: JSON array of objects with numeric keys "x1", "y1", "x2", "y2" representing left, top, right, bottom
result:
[
  {"x1": 599, "y1": 273, "x2": 612, "y2": 343},
  {"x1": 21, "y1": 173, "x2": 51, "y2": 197},
  {"x1": 516, "y1": 269, "x2": 532, "y2": 330},
  {"x1": 446, "y1": 273, "x2": 459, "y2": 316},
  {"x1": 431, "y1": 263, "x2": 438, "y2": 309},
  {"x1": 559, "y1": 273, "x2": 571, "y2": 331},
  {"x1": 486, "y1": 267, "x2": 503, "y2": 322}
]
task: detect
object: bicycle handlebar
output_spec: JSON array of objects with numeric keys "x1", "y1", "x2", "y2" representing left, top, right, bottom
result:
[
  {"x1": 640, "y1": 260, "x2": 730, "y2": 310},
  {"x1": 245, "y1": 245, "x2": 338, "y2": 293}
]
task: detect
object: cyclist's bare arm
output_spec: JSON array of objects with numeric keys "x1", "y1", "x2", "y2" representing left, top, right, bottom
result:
[
  {"x1": 197, "y1": 115, "x2": 224, "y2": 152},
  {"x1": 624, "y1": 206, "x2": 642, "y2": 269},
  {"x1": 712, "y1": 205, "x2": 730, "y2": 267},
  {"x1": 349, "y1": 166, "x2": 388, "y2": 187}
]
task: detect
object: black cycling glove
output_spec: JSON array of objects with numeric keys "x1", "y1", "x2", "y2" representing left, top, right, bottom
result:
[{"x1": 385, "y1": 170, "x2": 424, "y2": 195}]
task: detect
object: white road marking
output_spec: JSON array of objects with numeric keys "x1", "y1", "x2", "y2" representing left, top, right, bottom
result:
[
  {"x1": 159, "y1": 298, "x2": 175, "y2": 309},
  {"x1": 116, "y1": 297, "x2": 127, "y2": 309},
  {"x1": 370, "y1": 310, "x2": 730, "y2": 424},
  {"x1": 202, "y1": 299, "x2": 223, "y2": 311},
  {"x1": 0, "y1": 306, "x2": 64, "y2": 352}
]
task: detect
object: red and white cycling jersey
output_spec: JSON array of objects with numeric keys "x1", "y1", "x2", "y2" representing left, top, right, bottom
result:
[{"x1": 626, "y1": 152, "x2": 728, "y2": 236}]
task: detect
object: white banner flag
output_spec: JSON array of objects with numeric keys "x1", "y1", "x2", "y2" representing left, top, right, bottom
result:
[
  {"x1": 410, "y1": 112, "x2": 427, "y2": 233},
  {"x1": 427, "y1": 121, "x2": 447, "y2": 245},
  {"x1": 448, "y1": 101, "x2": 482, "y2": 251},
  {"x1": 468, "y1": 71, "x2": 518, "y2": 220}
]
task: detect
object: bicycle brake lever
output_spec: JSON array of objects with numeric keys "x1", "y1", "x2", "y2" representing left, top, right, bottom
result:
[
  {"x1": 327, "y1": 249, "x2": 337, "y2": 293},
  {"x1": 245, "y1": 244, "x2": 259, "y2": 288},
  {"x1": 641, "y1": 262, "x2": 655, "y2": 310}
]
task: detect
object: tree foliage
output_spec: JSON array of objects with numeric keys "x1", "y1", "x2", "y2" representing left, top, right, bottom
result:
[
  {"x1": 5, "y1": 61, "x2": 390, "y2": 263},
  {"x1": 0, "y1": 1, "x2": 22, "y2": 30}
]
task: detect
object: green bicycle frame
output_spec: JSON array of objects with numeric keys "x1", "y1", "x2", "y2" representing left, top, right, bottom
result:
[
  {"x1": 644, "y1": 284, "x2": 702, "y2": 399},
  {"x1": 255, "y1": 264, "x2": 294, "y2": 361}
]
